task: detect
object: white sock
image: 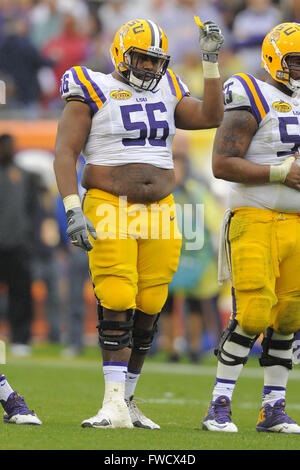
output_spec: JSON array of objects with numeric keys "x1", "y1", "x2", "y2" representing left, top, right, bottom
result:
[
  {"x1": 103, "y1": 361, "x2": 128, "y2": 384},
  {"x1": 125, "y1": 369, "x2": 141, "y2": 400},
  {"x1": 262, "y1": 384, "x2": 286, "y2": 407},
  {"x1": 213, "y1": 378, "x2": 236, "y2": 402},
  {"x1": 102, "y1": 361, "x2": 128, "y2": 406},
  {"x1": 0, "y1": 375, "x2": 14, "y2": 402}
]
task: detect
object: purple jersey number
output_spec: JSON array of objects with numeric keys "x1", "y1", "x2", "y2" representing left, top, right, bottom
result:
[
  {"x1": 223, "y1": 81, "x2": 234, "y2": 105},
  {"x1": 60, "y1": 72, "x2": 70, "y2": 95},
  {"x1": 120, "y1": 102, "x2": 169, "y2": 147},
  {"x1": 277, "y1": 116, "x2": 300, "y2": 157}
]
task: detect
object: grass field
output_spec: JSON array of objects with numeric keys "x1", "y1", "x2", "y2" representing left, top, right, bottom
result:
[{"x1": 1, "y1": 344, "x2": 300, "y2": 451}]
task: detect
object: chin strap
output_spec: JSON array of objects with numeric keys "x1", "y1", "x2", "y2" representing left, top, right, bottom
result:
[{"x1": 285, "y1": 77, "x2": 300, "y2": 93}]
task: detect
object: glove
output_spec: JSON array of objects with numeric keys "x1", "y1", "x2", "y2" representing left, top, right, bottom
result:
[
  {"x1": 66, "y1": 207, "x2": 97, "y2": 251},
  {"x1": 198, "y1": 21, "x2": 224, "y2": 63}
]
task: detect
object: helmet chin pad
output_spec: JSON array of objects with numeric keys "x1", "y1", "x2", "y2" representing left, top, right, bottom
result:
[{"x1": 285, "y1": 77, "x2": 300, "y2": 92}]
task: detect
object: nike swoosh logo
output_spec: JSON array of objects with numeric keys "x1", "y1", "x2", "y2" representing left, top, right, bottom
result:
[
  {"x1": 212, "y1": 423, "x2": 227, "y2": 429},
  {"x1": 152, "y1": 89, "x2": 160, "y2": 94}
]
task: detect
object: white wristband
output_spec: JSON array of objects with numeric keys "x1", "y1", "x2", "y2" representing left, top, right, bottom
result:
[
  {"x1": 269, "y1": 156, "x2": 294, "y2": 183},
  {"x1": 63, "y1": 194, "x2": 81, "y2": 212},
  {"x1": 202, "y1": 61, "x2": 220, "y2": 79}
]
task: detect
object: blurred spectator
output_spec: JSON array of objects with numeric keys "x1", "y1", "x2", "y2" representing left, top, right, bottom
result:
[
  {"x1": 0, "y1": 134, "x2": 39, "y2": 356},
  {"x1": 0, "y1": 0, "x2": 294, "y2": 114},
  {"x1": 160, "y1": 130, "x2": 223, "y2": 362},
  {"x1": 42, "y1": 13, "x2": 90, "y2": 103},
  {"x1": 153, "y1": 0, "x2": 229, "y2": 67},
  {"x1": 150, "y1": 0, "x2": 230, "y2": 97},
  {"x1": 15, "y1": 148, "x2": 61, "y2": 343},
  {"x1": 55, "y1": 156, "x2": 91, "y2": 357},
  {"x1": 281, "y1": 0, "x2": 300, "y2": 22},
  {"x1": 33, "y1": 182, "x2": 61, "y2": 343},
  {"x1": 29, "y1": 0, "x2": 62, "y2": 49},
  {"x1": 0, "y1": 15, "x2": 54, "y2": 111},
  {"x1": 232, "y1": 0, "x2": 282, "y2": 76}
]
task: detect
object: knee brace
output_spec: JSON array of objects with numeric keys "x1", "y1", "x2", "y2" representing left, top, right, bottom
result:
[
  {"x1": 132, "y1": 311, "x2": 160, "y2": 355},
  {"x1": 214, "y1": 318, "x2": 259, "y2": 366},
  {"x1": 96, "y1": 304, "x2": 134, "y2": 351},
  {"x1": 259, "y1": 328, "x2": 294, "y2": 370}
]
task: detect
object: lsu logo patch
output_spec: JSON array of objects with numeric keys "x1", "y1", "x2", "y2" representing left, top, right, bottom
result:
[
  {"x1": 110, "y1": 90, "x2": 132, "y2": 100},
  {"x1": 272, "y1": 101, "x2": 292, "y2": 112}
]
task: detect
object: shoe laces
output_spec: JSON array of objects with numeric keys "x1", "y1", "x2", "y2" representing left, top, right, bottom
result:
[
  {"x1": 126, "y1": 396, "x2": 146, "y2": 420},
  {"x1": 4, "y1": 392, "x2": 35, "y2": 416},
  {"x1": 212, "y1": 398, "x2": 232, "y2": 423},
  {"x1": 270, "y1": 400, "x2": 296, "y2": 424}
]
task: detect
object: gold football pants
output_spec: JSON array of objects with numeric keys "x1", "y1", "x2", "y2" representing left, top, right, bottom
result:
[
  {"x1": 227, "y1": 207, "x2": 300, "y2": 335},
  {"x1": 82, "y1": 189, "x2": 182, "y2": 315}
]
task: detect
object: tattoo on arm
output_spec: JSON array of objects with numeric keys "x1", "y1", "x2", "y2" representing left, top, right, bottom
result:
[{"x1": 213, "y1": 110, "x2": 258, "y2": 158}]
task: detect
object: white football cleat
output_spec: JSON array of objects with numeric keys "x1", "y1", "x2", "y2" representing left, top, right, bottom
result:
[
  {"x1": 202, "y1": 395, "x2": 238, "y2": 432},
  {"x1": 126, "y1": 396, "x2": 160, "y2": 429},
  {"x1": 81, "y1": 400, "x2": 133, "y2": 429}
]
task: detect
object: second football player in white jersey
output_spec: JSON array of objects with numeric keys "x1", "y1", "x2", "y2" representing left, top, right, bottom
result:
[{"x1": 203, "y1": 22, "x2": 300, "y2": 434}]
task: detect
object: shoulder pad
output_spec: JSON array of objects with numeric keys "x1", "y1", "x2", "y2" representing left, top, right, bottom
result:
[{"x1": 60, "y1": 66, "x2": 107, "y2": 115}]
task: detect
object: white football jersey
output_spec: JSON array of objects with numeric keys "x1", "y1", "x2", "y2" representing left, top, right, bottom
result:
[
  {"x1": 60, "y1": 66, "x2": 190, "y2": 169},
  {"x1": 223, "y1": 73, "x2": 300, "y2": 212}
]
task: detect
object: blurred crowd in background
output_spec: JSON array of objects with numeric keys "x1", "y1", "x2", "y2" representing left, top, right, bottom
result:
[
  {"x1": 0, "y1": 0, "x2": 298, "y2": 361},
  {"x1": 0, "y1": 0, "x2": 298, "y2": 114}
]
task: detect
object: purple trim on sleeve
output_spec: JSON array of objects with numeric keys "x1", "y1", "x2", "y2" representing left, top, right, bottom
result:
[
  {"x1": 70, "y1": 67, "x2": 98, "y2": 115},
  {"x1": 166, "y1": 70, "x2": 177, "y2": 97},
  {"x1": 173, "y1": 72, "x2": 188, "y2": 98},
  {"x1": 66, "y1": 94, "x2": 86, "y2": 101},
  {"x1": 233, "y1": 74, "x2": 261, "y2": 123},
  {"x1": 81, "y1": 67, "x2": 107, "y2": 105},
  {"x1": 245, "y1": 73, "x2": 269, "y2": 115}
]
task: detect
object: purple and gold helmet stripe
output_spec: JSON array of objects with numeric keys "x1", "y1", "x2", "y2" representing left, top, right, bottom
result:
[
  {"x1": 158, "y1": 26, "x2": 163, "y2": 48},
  {"x1": 146, "y1": 19, "x2": 162, "y2": 48},
  {"x1": 71, "y1": 66, "x2": 106, "y2": 115},
  {"x1": 233, "y1": 73, "x2": 269, "y2": 123}
]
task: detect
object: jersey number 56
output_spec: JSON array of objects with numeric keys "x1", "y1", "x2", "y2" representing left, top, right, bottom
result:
[{"x1": 120, "y1": 102, "x2": 169, "y2": 147}]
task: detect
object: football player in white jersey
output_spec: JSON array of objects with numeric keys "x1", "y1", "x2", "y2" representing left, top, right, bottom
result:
[
  {"x1": 54, "y1": 18, "x2": 224, "y2": 429},
  {"x1": 202, "y1": 23, "x2": 300, "y2": 433}
]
